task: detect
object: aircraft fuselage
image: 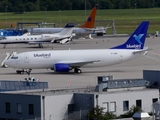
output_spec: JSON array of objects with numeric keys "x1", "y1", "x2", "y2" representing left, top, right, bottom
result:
[{"x1": 5, "y1": 49, "x2": 144, "y2": 69}]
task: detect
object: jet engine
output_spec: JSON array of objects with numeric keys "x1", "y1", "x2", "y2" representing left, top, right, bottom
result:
[{"x1": 54, "y1": 63, "x2": 70, "y2": 72}]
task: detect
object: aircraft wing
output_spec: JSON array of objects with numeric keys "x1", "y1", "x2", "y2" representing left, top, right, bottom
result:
[
  {"x1": 28, "y1": 42, "x2": 50, "y2": 44},
  {"x1": 58, "y1": 60, "x2": 100, "y2": 68}
]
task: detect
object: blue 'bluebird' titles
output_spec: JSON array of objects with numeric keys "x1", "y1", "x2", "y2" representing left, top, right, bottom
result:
[{"x1": 34, "y1": 53, "x2": 51, "y2": 58}]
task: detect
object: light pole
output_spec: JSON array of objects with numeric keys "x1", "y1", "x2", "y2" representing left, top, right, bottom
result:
[
  {"x1": 23, "y1": 11, "x2": 25, "y2": 22},
  {"x1": 59, "y1": 10, "x2": 61, "y2": 27},
  {"x1": 85, "y1": 0, "x2": 86, "y2": 20},
  {"x1": 5, "y1": 6, "x2": 8, "y2": 29},
  {"x1": 135, "y1": 3, "x2": 137, "y2": 27},
  {"x1": 97, "y1": 4, "x2": 99, "y2": 26},
  {"x1": 46, "y1": 5, "x2": 48, "y2": 22}
]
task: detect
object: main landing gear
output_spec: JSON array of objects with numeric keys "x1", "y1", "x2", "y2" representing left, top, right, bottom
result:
[
  {"x1": 26, "y1": 69, "x2": 32, "y2": 78},
  {"x1": 74, "y1": 68, "x2": 82, "y2": 73},
  {"x1": 16, "y1": 69, "x2": 25, "y2": 74},
  {"x1": 16, "y1": 69, "x2": 33, "y2": 79},
  {"x1": 38, "y1": 43, "x2": 43, "y2": 48},
  {"x1": 3, "y1": 44, "x2": 6, "y2": 49}
]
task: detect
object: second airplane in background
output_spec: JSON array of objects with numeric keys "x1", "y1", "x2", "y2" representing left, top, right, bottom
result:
[
  {"x1": 0, "y1": 23, "x2": 74, "y2": 48},
  {"x1": 30, "y1": 6, "x2": 97, "y2": 39}
]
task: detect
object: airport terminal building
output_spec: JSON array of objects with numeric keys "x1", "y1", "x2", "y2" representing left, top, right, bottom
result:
[
  {"x1": 0, "y1": 88, "x2": 158, "y2": 120},
  {"x1": 0, "y1": 74, "x2": 159, "y2": 120}
]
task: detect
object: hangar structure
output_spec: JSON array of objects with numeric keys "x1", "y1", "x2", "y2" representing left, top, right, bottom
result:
[{"x1": 0, "y1": 75, "x2": 159, "y2": 120}]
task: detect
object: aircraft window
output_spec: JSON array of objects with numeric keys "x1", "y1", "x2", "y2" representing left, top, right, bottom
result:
[
  {"x1": 27, "y1": 38, "x2": 29, "y2": 40},
  {"x1": 35, "y1": 38, "x2": 37, "y2": 40},
  {"x1": 11, "y1": 56, "x2": 18, "y2": 59},
  {"x1": 23, "y1": 38, "x2": 25, "y2": 40},
  {"x1": 31, "y1": 38, "x2": 33, "y2": 40},
  {"x1": 16, "y1": 39, "x2": 18, "y2": 40}
]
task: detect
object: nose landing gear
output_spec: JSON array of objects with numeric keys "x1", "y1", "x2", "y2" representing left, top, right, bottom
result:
[{"x1": 26, "y1": 69, "x2": 32, "y2": 78}]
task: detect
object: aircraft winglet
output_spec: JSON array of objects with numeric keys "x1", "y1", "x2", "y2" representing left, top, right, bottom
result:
[
  {"x1": 59, "y1": 23, "x2": 75, "y2": 36},
  {"x1": 64, "y1": 23, "x2": 75, "y2": 28}
]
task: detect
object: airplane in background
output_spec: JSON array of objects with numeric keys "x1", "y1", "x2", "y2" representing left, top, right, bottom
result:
[
  {"x1": 0, "y1": 29, "x2": 23, "y2": 37},
  {"x1": 4, "y1": 21, "x2": 149, "y2": 75},
  {"x1": 29, "y1": 6, "x2": 97, "y2": 39},
  {"x1": 0, "y1": 23, "x2": 74, "y2": 48}
]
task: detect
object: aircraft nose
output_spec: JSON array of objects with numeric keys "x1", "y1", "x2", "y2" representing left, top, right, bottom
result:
[
  {"x1": 4, "y1": 59, "x2": 11, "y2": 67},
  {"x1": 4, "y1": 59, "x2": 8, "y2": 65}
]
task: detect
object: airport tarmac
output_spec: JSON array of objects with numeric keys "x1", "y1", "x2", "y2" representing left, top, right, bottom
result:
[{"x1": 0, "y1": 35, "x2": 160, "y2": 89}]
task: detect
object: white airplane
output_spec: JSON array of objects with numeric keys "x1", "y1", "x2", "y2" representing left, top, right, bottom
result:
[
  {"x1": 0, "y1": 23, "x2": 75, "y2": 48},
  {"x1": 4, "y1": 21, "x2": 149, "y2": 75},
  {"x1": 30, "y1": 6, "x2": 97, "y2": 39}
]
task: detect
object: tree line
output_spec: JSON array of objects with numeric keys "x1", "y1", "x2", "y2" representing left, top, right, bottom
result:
[{"x1": 0, "y1": 0, "x2": 160, "y2": 12}]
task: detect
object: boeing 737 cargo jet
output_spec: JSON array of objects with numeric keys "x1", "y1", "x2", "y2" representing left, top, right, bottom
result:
[
  {"x1": 5, "y1": 21, "x2": 149, "y2": 74},
  {"x1": 31, "y1": 6, "x2": 97, "y2": 39},
  {"x1": 0, "y1": 23, "x2": 74, "y2": 48}
]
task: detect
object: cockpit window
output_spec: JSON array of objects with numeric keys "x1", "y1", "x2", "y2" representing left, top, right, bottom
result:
[{"x1": 11, "y1": 56, "x2": 18, "y2": 59}]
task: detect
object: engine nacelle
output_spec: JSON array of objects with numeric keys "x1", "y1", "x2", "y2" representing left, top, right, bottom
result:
[{"x1": 54, "y1": 63, "x2": 70, "y2": 72}]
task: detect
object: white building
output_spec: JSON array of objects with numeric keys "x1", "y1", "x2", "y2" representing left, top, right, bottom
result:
[{"x1": 0, "y1": 87, "x2": 158, "y2": 120}]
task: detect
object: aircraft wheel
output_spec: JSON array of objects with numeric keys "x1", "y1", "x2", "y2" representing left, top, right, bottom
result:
[
  {"x1": 16, "y1": 70, "x2": 24, "y2": 74},
  {"x1": 38, "y1": 44, "x2": 43, "y2": 48},
  {"x1": 16, "y1": 70, "x2": 22, "y2": 74},
  {"x1": 16, "y1": 71, "x2": 20, "y2": 74},
  {"x1": 74, "y1": 68, "x2": 82, "y2": 73},
  {"x1": 40, "y1": 45, "x2": 43, "y2": 48}
]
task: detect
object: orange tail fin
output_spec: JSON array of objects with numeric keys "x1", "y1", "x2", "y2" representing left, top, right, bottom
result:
[{"x1": 79, "y1": 6, "x2": 97, "y2": 28}]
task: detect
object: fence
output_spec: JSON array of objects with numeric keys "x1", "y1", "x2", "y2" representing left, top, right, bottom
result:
[{"x1": 0, "y1": 80, "x2": 48, "y2": 91}]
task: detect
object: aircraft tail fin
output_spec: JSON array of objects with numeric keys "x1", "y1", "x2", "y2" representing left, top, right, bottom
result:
[
  {"x1": 59, "y1": 23, "x2": 75, "y2": 36},
  {"x1": 79, "y1": 5, "x2": 97, "y2": 28},
  {"x1": 110, "y1": 21, "x2": 149, "y2": 49}
]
